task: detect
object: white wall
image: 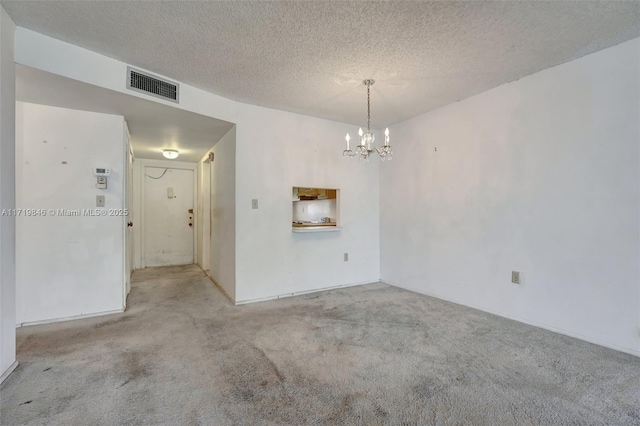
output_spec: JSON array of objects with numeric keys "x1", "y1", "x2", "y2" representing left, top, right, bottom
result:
[
  {"x1": 234, "y1": 104, "x2": 380, "y2": 303},
  {"x1": 0, "y1": 6, "x2": 16, "y2": 382},
  {"x1": 16, "y1": 102, "x2": 126, "y2": 324},
  {"x1": 293, "y1": 199, "x2": 336, "y2": 223},
  {"x1": 380, "y1": 38, "x2": 640, "y2": 356},
  {"x1": 14, "y1": 28, "x2": 236, "y2": 125},
  {"x1": 209, "y1": 127, "x2": 236, "y2": 300}
]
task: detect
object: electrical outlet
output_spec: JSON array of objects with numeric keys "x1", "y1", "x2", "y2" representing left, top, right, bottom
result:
[
  {"x1": 512, "y1": 271, "x2": 520, "y2": 284},
  {"x1": 96, "y1": 195, "x2": 105, "y2": 207},
  {"x1": 251, "y1": 199, "x2": 258, "y2": 209},
  {"x1": 344, "y1": 253, "x2": 349, "y2": 262}
]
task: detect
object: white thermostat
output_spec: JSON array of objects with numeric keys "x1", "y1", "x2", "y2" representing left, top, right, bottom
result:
[{"x1": 93, "y1": 168, "x2": 111, "y2": 177}]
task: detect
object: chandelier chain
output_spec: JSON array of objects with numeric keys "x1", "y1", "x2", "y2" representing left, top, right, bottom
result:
[{"x1": 367, "y1": 83, "x2": 371, "y2": 131}]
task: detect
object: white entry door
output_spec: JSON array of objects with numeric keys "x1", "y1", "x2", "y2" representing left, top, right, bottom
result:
[{"x1": 144, "y1": 166, "x2": 195, "y2": 266}]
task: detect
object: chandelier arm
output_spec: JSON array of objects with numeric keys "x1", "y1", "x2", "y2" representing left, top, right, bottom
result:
[{"x1": 374, "y1": 146, "x2": 392, "y2": 157}]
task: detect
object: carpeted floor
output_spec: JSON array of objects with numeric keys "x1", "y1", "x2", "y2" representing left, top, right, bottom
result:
[{"x1": 1, "y1": 265, "x2": 639, "y2": 425}]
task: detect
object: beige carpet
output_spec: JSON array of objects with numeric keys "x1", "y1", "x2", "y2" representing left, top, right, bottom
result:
[{"x1": 1, "y1": 265, "x2": 639, "y2": 425}]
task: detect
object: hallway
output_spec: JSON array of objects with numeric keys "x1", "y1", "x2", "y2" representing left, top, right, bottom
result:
[
  {"x1": 1, "y1": 265, "x2": 639, "y2": 425},
  {"x1": 1, "y1": 265, "x2": 233, "y2": 424}
]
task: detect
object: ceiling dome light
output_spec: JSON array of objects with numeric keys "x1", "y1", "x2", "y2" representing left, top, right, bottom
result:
[{"x1": 162, "y1": 149, "x2": 179, "y2": 159}]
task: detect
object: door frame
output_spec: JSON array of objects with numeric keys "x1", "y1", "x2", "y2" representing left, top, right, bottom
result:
[
  {"x1": 198, "y1": 157, "x2": 211, "y2": 272},
  {"x1": 139, "y1": 159, "x2": 198, "y2": 269},
  {"x1": 123, "y1": 121, "x2": 133, "y2": 308}
]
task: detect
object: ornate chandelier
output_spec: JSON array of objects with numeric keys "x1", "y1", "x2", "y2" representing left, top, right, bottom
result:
[{"x1": 343, "y1": 79, "x2": 392, "y2": 161}]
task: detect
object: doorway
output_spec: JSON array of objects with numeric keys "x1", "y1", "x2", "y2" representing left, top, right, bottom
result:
[
  {"x1": 142, "y1": 165, "x2": 196, "y2": 267},
  {"x1": 124, "y1": 125, "x2": 134, "y2": 305}
]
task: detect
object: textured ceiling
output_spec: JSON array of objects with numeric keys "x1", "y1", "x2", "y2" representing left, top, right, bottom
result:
[
  {"x1": 17, "y1": 65, "x2": 234, "y2": 163},
  {"x1": 4, "y1": 1, "x2": 640, "y2": 127}
]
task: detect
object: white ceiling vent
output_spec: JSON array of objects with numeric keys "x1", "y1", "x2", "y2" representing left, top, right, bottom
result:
[{"x1": 126, "y1": 66, "x2": 179, "y2": 103}]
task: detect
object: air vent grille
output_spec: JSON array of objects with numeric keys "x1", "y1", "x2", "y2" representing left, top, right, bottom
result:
[{"x1": 126, "y1": 67, "x2": 179, "y2": 103}]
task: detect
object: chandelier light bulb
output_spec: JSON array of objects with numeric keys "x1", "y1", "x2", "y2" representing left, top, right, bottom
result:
[{"x1": 385, "y1": 127, "x2": 389, "y2": 136}]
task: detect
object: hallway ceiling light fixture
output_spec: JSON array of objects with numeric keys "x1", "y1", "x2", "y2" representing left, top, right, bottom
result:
[
  {"x1": 162, "y1": 149, "x2": 179, "y2": 159},
  {"x1": 343, "y1": 79, "x2": 392, "y2": 161}
]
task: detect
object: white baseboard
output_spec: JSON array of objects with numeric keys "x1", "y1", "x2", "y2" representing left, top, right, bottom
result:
[
  {"x1": 0, "y1": 360, "x2": 18, "y2": 385},
  {"x1": 381, "y1": 279, "x2": 640, "y2": 358},
  {"x1": 234, "y1": 280, "x2": 374, "y2": 305},
  {"x1": 17, "y1": 308, "x2": 125, "y2": 328}
]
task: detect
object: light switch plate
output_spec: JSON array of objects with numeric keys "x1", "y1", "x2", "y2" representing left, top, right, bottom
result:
[
  {"x1": 96, "y1": 195, "x2": 105, "y2": 207},
  {"x1": 252, "y1": 199, "x2": 258, "y2": 209}
]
